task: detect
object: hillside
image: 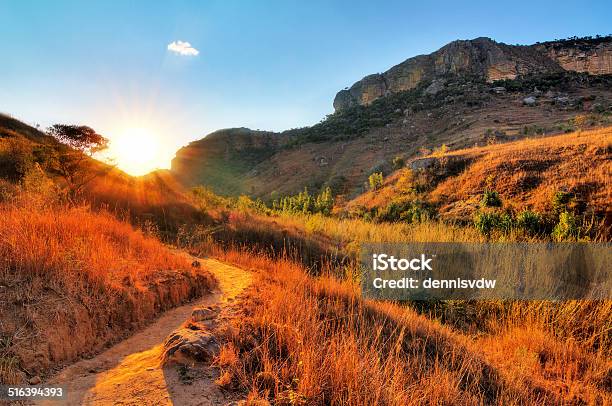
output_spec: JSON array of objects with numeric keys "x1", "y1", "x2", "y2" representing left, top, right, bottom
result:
[
  {"x1": 170, "y1": 36, "x2": 612, "y2": 200},
  {"x1": 0, "y1": 113, "x2": 222, "y2": 385},
  {"x1": 346, "y1": 126, "x2": 612, "y2": 222},
  {"x1": 0, "y1": 114, "x2": 207, "y2": 235}
]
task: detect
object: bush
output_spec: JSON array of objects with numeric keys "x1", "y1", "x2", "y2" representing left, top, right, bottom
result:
[
  {"x1": 272, "y1": 187, "x2": 334, "y2": 216},
  {"x1": 236, "y1": 195, "x2": 269, "y2": 214},
  {"x1": 474, "y1": 212, "x2": 513, "y2": 236},
  {"x1": 191, "y1": 186, "x2": 229, "y2": 210},
  {"x1": 552, "y1": 190, "x2": 572, "y2": 213},
  {"x1": 314, "y1": 186, "x2": 334, "y2": 215},
  {"x1": 552, "y1": 211, "x2": 580, "y2": 241},
  {"x1": 480, "y1": 189, "x2": 502, "y2": 208},
  {"x1": 368, "y1": 172, "x2": 384, "y2": 191},
  {"x1": 515, "y1": 210, "x2": 542, "y2": 235},
  {"x1": 0, "y1": 139, "x2": 34, "y2": 182},
  {"x1": 375, "y1": 200, "x2": 433, "y2": 223},
  {"x1": 392, "y1": 156, "x2": 405, "y2": 170}
]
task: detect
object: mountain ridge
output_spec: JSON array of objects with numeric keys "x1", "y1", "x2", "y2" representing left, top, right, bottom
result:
[{"x1": 333, "y1": 36, "x2": 612, "y2": 111}]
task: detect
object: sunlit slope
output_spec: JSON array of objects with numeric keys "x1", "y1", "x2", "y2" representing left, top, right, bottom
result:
[
  {"x1": 347, "y1": 126, "x2": 612, "y2": 220},
  {"x1": 0, "y1": 114, "x2": 205, "y2": 229},
  {"x1": 0, "y1": 203, "x2": 216, "y2": 384}
]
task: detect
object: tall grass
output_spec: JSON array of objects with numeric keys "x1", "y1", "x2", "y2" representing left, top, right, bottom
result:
[
  {"x1": 212, "y1": 249, "x2": 611, "y2": 405},
  {"x1": 0, "y1": 199, "x2": 216, "y2": 384}
]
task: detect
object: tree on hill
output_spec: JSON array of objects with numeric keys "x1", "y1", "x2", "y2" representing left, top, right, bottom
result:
[
  {"x1": 47, "y1": 124, "x2": 110, "y2": 197},
  {"x1": 314, "y1": 186, "x2": 334, "y2": 215},
  {"x1": 272, "y1": 187, "x2": 335, "y2": 216},
  {"x1": 368, "y1": 172, "x2": 384, "y2": 190}
]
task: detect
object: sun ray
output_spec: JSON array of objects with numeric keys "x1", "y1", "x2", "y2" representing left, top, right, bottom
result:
[{"x1": 107, "y1": 127, "x2": 164, "y2": 176}]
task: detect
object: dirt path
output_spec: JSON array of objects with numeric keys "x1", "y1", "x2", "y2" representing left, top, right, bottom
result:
[{"x1": 38, "y1": 258, "x2": 252, "y2": 406}]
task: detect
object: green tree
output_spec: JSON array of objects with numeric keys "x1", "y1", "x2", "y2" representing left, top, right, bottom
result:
[
  {"x1": 314, "y1": 186, "x2": 334, "y2": 215},
  {"x1": 368, "y1": 172, "x2": 384, "y2": 190}
]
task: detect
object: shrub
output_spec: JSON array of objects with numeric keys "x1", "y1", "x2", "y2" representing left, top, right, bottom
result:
[
  {"x1": 551, "y1": 190, "x2": 572, "y2": 213},
  {"x1": 474, "y1": 212, "x2": 513, "y2": 236},
  {"x1": 552, "y1": 211, "x2": 580, "y2": 241},
  {"x1": 515, "y1": 210, "x2": 542, "y2": 235},
  {"x1": 314, "y1": 186, "x2": 334, "y2": 215},
  {"x1": 0, "y1": 139, "x2": 33, "y2": 182},
  {"x1": 375, "y1": 200, "x2": 433, "y2": 223},
  {"x1": 368, "y1": 172, "x2": 384, "y2": 191},
  {"x1": 396, "y1": 170, "x2": 416, "y2": 194},
  {"x1": 236, "y1": 195, "x2": 269, "y2": 214},
  {"x1": 191, "y1": 185, "x2": 229, "y2": 210},
  {"x1": 392, "y1": 156, "x2": 405, "y2": 170},
  {"x1": 480, "y1": 189, "x2": 502, "y2": 208},
  {"x1": 272, "y1": 187, "x2": 334, "y2": 216}
]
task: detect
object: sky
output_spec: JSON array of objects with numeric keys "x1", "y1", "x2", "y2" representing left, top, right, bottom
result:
[{"x1": 0, "y1": 0, "x2": 610, "y2": 174}]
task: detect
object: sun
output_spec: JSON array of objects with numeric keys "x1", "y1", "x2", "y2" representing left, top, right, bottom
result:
[{"x1": 108, "y1": 128, "x2": 164, "y2": 176}]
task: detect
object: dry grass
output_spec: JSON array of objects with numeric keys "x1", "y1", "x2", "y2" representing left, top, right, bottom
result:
[
  {"x1": 84, "y1": 168, "x2": 210, "y2": 233},
  {"x1": 0, "y1": 200, "x2": 216, "y2": 384},
  {"x1": 214, "y1": 210, "x2": 485, "y2": 262},
  {"x1": 431, "y1": 127, "x2": 611, "y2": 213},
  {"x1": 211, "y1": 249, "x2": 611, "y2": 405},
  {"x1": 349, "y1": 126, "x2": 612, "y2": 218}
]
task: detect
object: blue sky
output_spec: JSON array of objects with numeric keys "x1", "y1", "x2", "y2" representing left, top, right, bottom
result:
[{"x1": 0, "y1": 0, "x2": 610, "y2": 172}]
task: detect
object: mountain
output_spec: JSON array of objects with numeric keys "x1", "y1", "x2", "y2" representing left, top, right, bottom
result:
[
  {"x1": 169, "y1": 35, "x2": 612, "y2": 200},
  {"x1": 171, "y1": 128, "x2": 283, "y2": 196},
  {"x1": 333, "y1": 36, "x2": 612, "y2": 110}
]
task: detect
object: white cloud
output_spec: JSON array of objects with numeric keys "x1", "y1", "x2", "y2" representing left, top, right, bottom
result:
[{"x1": 167, "y1": 40, "x2": 199, "y2": 56}]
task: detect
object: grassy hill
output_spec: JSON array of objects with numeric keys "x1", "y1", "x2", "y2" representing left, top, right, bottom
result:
[
  {"x1": 0, "y1": 114, "x2": 209, "y2": 236},
  {"x1": 347, "y1": 127, "x2": 611, "y2": 224}
]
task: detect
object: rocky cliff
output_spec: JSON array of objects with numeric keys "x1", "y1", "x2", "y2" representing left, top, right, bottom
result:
[
  {"x1": 536, "y1": 37, "x2": 612, "y2": 75},
  {"x1": 333, "y1": 36, "x2": 612, "y2": 111}
]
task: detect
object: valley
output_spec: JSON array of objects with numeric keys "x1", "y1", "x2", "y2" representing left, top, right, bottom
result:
[{"x1": 0, "y1": 33, "x2": 611, "y2": 406}]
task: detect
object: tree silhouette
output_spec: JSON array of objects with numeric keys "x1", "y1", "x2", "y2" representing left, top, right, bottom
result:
[{"x1": 47, "y1": 124, "x2": 110, "y2": 197}]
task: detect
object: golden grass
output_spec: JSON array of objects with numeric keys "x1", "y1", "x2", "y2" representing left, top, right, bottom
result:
[
  {"x1": 218, "y1": 211, "x2": 484, "y2": 256},
  {"x1": 0, "y1": 200, "x2": 216, "y2": 384},
  {"x1": 349, "y1": 126, "x2": 612, "y2": 217},
  {"x1": 211, "y1": 249, "x2": 611, "y2": 405},
  {"x1": 432, "y1": 127, "x2": 612, "y2": 212}
]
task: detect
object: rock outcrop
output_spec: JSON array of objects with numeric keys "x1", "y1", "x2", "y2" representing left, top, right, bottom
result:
[
  {"x1": 537, "y1": 38, "x2": 612, "y2": 75},
  {"x1": 333, "y1": 36, "x2": 612, "y2": 111},
  {"x1": 161, "y1": 305, "x2": 222, "y2": 366}
]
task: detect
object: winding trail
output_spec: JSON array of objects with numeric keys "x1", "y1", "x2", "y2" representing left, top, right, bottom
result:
[{"x1": 38, "y1": 258, "x2": 252, "y2": 406}]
